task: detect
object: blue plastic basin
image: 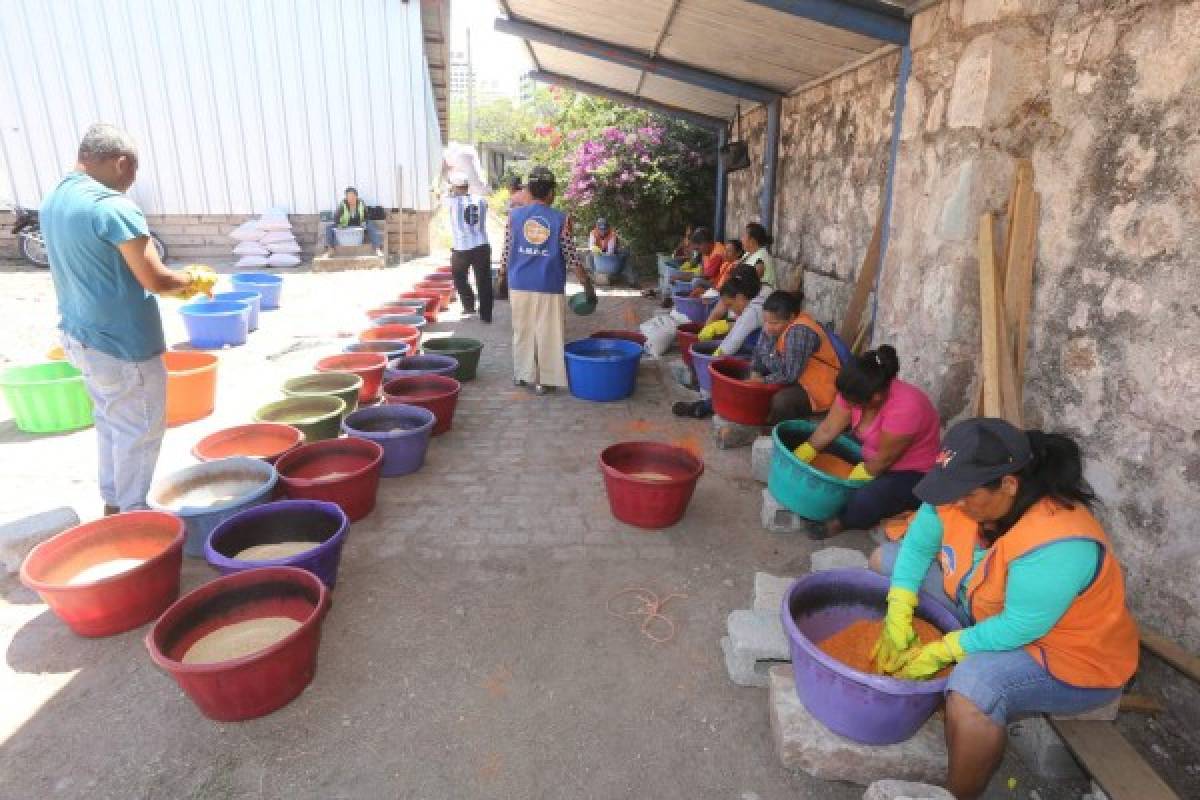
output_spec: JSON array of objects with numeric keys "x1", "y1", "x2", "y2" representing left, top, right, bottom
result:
[
  {"x1": 205, "y1": 500, "x2": 349, "y2": 588},
  {"x1": 179, "y1": 301, "x2": 250, "y2": 349},
  {"x1": 147, "y1": 457, "x2": 278, "y2": 557},
  {"x1": 211, "y1": 290, "x2": 261, "y2": 331},
  {"x1": 564, "y1": 338, "x2": 643, "y2": 402},
  {"x1": 768, "y1": 419, "x2": 867, "y2": 521},
  {"x1": 231, "y1": 272, "x2": 283, "y2": 309},
  {"x1": 690, "y1": 340, "x2": 723, "y2": 394},
  {"x1": 593, "y1": 253, "x2": 624, "y2": 275}
]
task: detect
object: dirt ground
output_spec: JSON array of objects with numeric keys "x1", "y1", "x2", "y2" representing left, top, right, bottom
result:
[{"x1": 1, "y1": 256, "x2": 1082, "y2": 800}]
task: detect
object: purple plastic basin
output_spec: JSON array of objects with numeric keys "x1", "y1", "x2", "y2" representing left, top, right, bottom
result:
[
  {"x1": 690, "y1": 340, "x2": 723, "y2": 394},
  {"x1": 204, "y1": 500, "x2": 349, "y2": 588},
  {"x1": 341, "y1": 403, "x2": 435, "y2": 477},
  {"x1": 781, "y1": 568, "x2": 964, "y2": 745},
  {"x1": 673, "y1": 292, "x2": 716, "y2": 325},
  {"x1": 384, "y1": 353, "x2": 458, "y2": 383}
]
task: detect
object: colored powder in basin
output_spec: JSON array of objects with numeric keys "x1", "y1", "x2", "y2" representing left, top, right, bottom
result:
[
  {"x1": 234, "y1": 541, "x2": 318, "y2": 561},
  {"x1": 627, "y1": 471, "x2": 673, "y2": 482},
  {"x1": 66, "y1": 557, "x2": 146, "y2": 585},
  {"x1": 811, "y1": 453, "x2": 855, "y2": 480},
  {"x1": 182, "y1": 616, "x2": 302, "y2": 664},
  {"x1": 166, "y1": 480, "x2": 264, "y2": 509},
  {"x1": 816, "y1": 618, "x2": 950, "y2": 679}
]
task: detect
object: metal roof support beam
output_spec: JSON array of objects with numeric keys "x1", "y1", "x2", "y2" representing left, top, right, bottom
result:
[
  {"x1": 497, "y1": 17, "x2": 780, "y2": 104},
  {"x1": 715, "y1": 127, "x2": 728, "y2": 239},
  {"x1": 742, "y1": 0, "x2": 910, "y2": 46},
  {"x1": 528, "y1": 70, "x2": 725, "y2": 130},
  {"x1": 759, "y1": 98, "x2": 782, "y2": 234}
]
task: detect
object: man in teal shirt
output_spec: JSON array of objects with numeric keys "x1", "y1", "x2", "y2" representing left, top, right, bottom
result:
[{"x1": 42, "y1": 123, "x2": 197, "y2": 514}]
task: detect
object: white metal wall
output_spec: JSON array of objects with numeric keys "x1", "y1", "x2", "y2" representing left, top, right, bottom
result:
[{"x1": 0, "y1": 0, "x2": 442, "y2": 214}]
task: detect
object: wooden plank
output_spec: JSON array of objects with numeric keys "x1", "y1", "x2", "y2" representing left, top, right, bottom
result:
[
  {"x1": 1141, "y1": 628, "x2": 1200, "y2": 685},
  {"x1": 977, "y1": 213, "x2": 1004, "y2": 417},
  {"x1": 1119, "y1": 693, "x2": 1166, "y2": 716},
  {"x1": 1051, "y1": 720, "x2": 1180, "y2": 800},
  {"x1": 839, "y1": 205, "x2": 885, "y2": 345},
  {"x1": 1004, "y1": 160, "x2": 1038, "y2": 397}
]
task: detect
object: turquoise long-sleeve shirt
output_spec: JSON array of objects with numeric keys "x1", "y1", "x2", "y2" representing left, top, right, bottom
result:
[{"x1": 891, "y1": 503, "x2": 1100, "y2": 654}]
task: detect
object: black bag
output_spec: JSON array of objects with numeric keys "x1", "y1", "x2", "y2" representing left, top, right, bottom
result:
[
  {"x1": 721, "y1": 105, "x2": 752, "y2": 174},
  {"x1": 366, "y1": 205, "x2": 387, "y2": 221}
]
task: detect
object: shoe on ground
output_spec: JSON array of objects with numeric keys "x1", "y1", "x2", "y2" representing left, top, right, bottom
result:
[
  {"x1": 535, "y1": 384, "x2": 555, "y2": 396},
  {"x1": 672, "y1": 400, "x2": 697, "y2": 417},
  {"x1": 103, "y1": 504, "x2": 120, "y2": 517},
  {"x1": 805, "y1": 520, "x2": 834, "y2": 541},
  {"x1": 690, "y1": 402, "x2": 713, "y2": 419},
  {"x1": 514, "y1": 379, "x2": 528, "y2": 387}
]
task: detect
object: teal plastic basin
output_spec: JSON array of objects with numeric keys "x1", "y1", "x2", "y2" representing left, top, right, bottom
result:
[{"x1": 768, "y1": 419, "x2": 867, "y2": 521}]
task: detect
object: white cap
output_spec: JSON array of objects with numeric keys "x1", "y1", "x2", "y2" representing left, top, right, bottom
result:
[{"x1": 449, "y1": 172, "x2": 469, "y2": 188}]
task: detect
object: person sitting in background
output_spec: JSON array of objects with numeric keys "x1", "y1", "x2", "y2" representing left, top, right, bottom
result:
[
  {"x1": 687, "y1": 228, "x2": 726, "y2": 294},
  {"x1": 868, "y1": 419, "x2": 1137, "y2": 800},
  {"x1": 793, "y1": 345, "x2": 940, "y2": 540},
  {"x1": 673, "y1": 268, "x2": 768, "y2": 419},
  {"x1": 673, "y1": 224, "x2": 695, "y2": 259},
  {"x1": 716, "y1": 239, "x2": 746, "y2": 289},
  {"x1": 748, "y1": 289, "x2": 841, "y2": 424},
  {"x1": 325, "y1": 186, "x2": 383, "y2": 257},
  {"x1": 742, "y1": 222, "x2": 776, "y2": 287},
  {"x1": 588, "y1": 218, "x2": 619, "y2": 255}
]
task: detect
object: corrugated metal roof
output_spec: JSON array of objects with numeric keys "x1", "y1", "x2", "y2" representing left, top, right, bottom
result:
[{"x1": 500, "y1": 0, "x2": 922, "y2": 122}]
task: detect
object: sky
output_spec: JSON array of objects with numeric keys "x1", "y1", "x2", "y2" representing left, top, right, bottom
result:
[{"x1": 451, "y1": 0, "x2": 530, "y2": 99}]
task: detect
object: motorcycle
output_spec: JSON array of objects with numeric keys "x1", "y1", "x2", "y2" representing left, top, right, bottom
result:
[{"x1": 10, "y1": 204, "x2": 168, "y2": 268}]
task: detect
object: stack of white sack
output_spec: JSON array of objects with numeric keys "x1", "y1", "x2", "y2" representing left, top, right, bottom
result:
[{"x1": 229, "y1": 210, "x2": 302, "y2": 268}]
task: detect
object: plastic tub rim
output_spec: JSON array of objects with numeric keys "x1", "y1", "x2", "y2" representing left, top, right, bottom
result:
[
  {"x1": 274, "y1": 437, "x2": 384, "y2": 489},
  {"x1": 148, "y1": 457, "x2": 279, "y2": 517},
  {"x1": 342, "y1": 403, "x2": 436, "y2": 440},
  {"x1": 145, "y1": 565, "x2": 329, "y2": 676},
  {"x1": 191, "y1": 423, "x2": 305, "y2": 462},
  {"x1": 772, "y1": 420, "x2": 869, "y2": 490},
  {"x1": 0, "y1": 361, "x2": 86, "y2": 387},
  {"x1": 204, "y1": 499, "x2": 348, "y2": 569},
  {"x1": 163, "y1": 350, "x2": 219, "y2": 378},
  {"x1": 598, "y1": 440, "x2": 705, "y2": 487},
  {"x1": 20, "y1": 510, "x2": 186, "y2": 592}
]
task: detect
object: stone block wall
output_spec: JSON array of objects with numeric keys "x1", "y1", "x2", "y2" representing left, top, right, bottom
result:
[
  {"x1": 725, "y1": 50, "x2": 900, "y2": 324},
  {"x1": 880, "y1": 0, "x2": 1200, "y2": 646},
  {"x1": 0, "y1": 210, "x2": 17, "y2": 260}
]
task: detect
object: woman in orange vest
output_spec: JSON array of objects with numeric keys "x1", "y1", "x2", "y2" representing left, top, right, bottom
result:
[
  {"x1": 868, "y1": 418, "x2": 1138, "y2": 800},
  {"x1": 747, "y1": 289, "x2": 841, "y2": 424},
  {"x1": 793, "y1": 345, "x2": 941, "y2": 541}
]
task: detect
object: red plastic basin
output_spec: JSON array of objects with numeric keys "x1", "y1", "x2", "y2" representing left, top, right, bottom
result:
[
  {"x1": 599, "y1": 442, "x2": 705, "y2": 530},
  {"x1": 590, "y1": 330, "x2": 648, "y2": 347},
  {"x1": 676, "y1": 323, "x2": 703, "y2": 371},
  {"x1": 360, "y1": 324, "x2": 421, "y2": 353},
  {"x1": 367, "y1": 302, "x2": 425, "y2": 320},
  {"x1": 414, "y1": 281, "x2": 454, "y2": 311},
  {"x1": 275, "y1": 438, "x2": 384, "y2": 522},
  {"x1": 423, "y1": 272, "x2": 454, "y2": 284},
  {"x1": 399, "y1": 292, "x2": 441, "y2": 323},
  {"x1": 21, "y1": 511, "x2": 185, "y2": 636},
  {"x1": 192, "y1": 422, "x2": 303, "y2": 463},
  {"x1": 145, "y1": 566, "x2": 330, "y2": 721},
  {"x1": 382, "y1": 374, "x2": 461, "y2": 435},
  {"x1": 710, "y1": 357, "x2": 783, "y2": 426},
  {"x1": 315, "y1": 352, "x2": 387, "y2": 403}
]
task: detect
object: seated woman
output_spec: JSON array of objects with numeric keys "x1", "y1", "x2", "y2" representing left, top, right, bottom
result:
[
  {"x1": 868, "y1": 419, "x2": 1138, "y2": 800},
  {"x1": 672, "y1": 269, "x2": 768, "y2": 419},
  {"x1": 742, "y1": 222, "x2": 776, "y2": 287},
  {"x1": 689, "y1": 231, "x2": 740, "y2": 296},
  {"x1": 672, "y1": 224, "x2": 695, "y2": 259},
  {"x1": 793, "y1": 345, "x2": 940, "y2": 540},
  {"x1": 324, "y1": 186, "x2": 383, "y2": 257},
  {"x1": 716, "y1": 239, "x2": 746, "y2": 288},
  {"x1": 746, "y1": 289, "x2": 841, "y2": 425}
]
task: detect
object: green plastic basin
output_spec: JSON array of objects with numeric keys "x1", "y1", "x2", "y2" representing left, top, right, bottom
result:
[
  {"x1": 254, "y1": 396, "x2": 346, "y2": 442},
  {"x1": 0, "y1": 361, "x2": 94, "y2": 433},
  {"x1": 422, "y1": 337, "x2": 484, "y2": 382},
  {"x1": 282, "y1": 372, "x2": 362, "y2": 419},
  {"x1": 768, "y1": 419, "x2": 868, "y2": 521}
]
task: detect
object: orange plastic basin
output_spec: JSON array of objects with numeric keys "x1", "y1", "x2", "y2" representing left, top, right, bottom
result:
[
  {"x1": 192, "y1": 423, "x2": 304, "y2": 463},
  {"x1": 164, "y1": 351, "x2": 218, "y2": 427},
  {"x1": 414, "y1": 282, "x2": 454, "y2": 311},
  {"x1": 360, "y1": 325, "x2": 421, "y2": 352}
]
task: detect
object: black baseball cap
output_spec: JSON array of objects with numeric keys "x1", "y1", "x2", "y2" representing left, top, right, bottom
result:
[
  {"x1": 527, "y1": 165, "x2": 556, "y2": 185},
  {"x1": 914, "y1": 418, "x2": 1033, "y2": 505}
]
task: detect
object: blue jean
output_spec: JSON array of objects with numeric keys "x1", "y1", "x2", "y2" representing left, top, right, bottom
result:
[
  {"x1": 876, "y1": 541, "x2": 1122, "y2": 724},
  {"x1": 326, "y1": 221, "x2": 382, "y2": 249},
  {"x1": 62, "y1": 334, "x2": 167, "y2": 511},
  {"x1": 840, "y1": 470, "x2": 924, "y2": 530}
]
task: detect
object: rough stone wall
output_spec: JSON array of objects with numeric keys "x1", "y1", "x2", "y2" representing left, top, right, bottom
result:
[
  {"x1": 723, "y1": 51, "x2": 900, "y2": 325},
  {"x1": 879, "y1": 0, "x2": 1200, "y2": 646}
]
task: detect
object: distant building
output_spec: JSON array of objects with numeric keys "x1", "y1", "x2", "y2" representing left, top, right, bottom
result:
[{"x1": 450, "y1": 47, "x2": 518, "y2": 103}]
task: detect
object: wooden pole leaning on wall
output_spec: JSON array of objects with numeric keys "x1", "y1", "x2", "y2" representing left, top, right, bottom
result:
[{"x1": 840, "y1": 204, "x2": 886, "y2": 353}]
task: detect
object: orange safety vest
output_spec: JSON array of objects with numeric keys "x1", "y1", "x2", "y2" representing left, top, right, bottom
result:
[
  {"x1": 934, "y1": 499, "x2": 1139, "y2": 688},
  {"x1": 592, "y1": 228, "x2": 617, "y2": 253},
  {"x1": 775, "y1": 312, "x2": 840, "y2": 411}
]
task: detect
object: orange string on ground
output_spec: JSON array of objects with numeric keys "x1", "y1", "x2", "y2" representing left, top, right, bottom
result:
[
  {"x1": 816, "y1": 618, "x2": 951, "y2": 679},
  {"x1": 607, "y1": 587, "x2": 688, "y2": 644}
]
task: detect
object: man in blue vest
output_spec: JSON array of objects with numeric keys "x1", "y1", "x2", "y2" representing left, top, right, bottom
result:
[{"x1": 498, "y1": 166, "x2": 596, "y2": 395}]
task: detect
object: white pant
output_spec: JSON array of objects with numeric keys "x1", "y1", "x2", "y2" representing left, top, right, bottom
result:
[
  {"x1": 62, "y1": 335, "x2": 167, "y2": 511},
  {"x1": 509, "y1": 290, "x2": 567, "y2": 387}
]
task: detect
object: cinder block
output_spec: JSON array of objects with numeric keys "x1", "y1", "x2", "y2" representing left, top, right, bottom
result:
[
  {"x1": 751, "y1": 435, "x2": 774, "y2": 483},
  {"x1": 713, "y1": 414, "x2": 761, "y2": 450},
  {"x1": 761, "y1": 488, "x2": 808, "y2": 534},
  {"x1": 768, "y1": 665, "x2": 947, "y2": 785},
  {"x1": 753, "y1": 572, "x2": 796, "y2": 613},
  {"x1": 1, "y1": 507, "x2": 80, "y2": 574},
  {"x1": 727, "y1": 609, "x2": 789, "y2": 663},
  {"x1": 720, "y1": 635, "x2": 771, "y2": 688},
  {"x1": 811, "y1": 546, "x2": 869, "y2": 572},
  {"x1": 1007, "y1": 716, "x2": 1085, "y2": 781},
  {"x1": 863, "y1": 780, "x2": 954, "y2": 800}
]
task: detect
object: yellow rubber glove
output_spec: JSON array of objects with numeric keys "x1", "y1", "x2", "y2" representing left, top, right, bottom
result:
[
  {"x1": 793, "y1": 442, "x2": 818, "y2": 463},
  {"x1": 848, "y1": 462, "x2": 874, "y2": 482},
  {"x1": 697, "y1": 320, "x2": 730, "y2": 341},
  {"x1": 165, "y1": 265, "x2": 217, "y2": 299},
  {"x1": 895, "y1": 630, "x2": 966, "y2": 681},
  {"x1": 712, "y1": 348, "x2": 723, "y2": 357},
  {"x1": 869, "y1": 587, "x2": 919, "y2": 674}
]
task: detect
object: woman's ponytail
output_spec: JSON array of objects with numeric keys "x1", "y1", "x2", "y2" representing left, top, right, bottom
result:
[{"x1": 989, "y1": 430, "x2": 1097, "y2": 540}]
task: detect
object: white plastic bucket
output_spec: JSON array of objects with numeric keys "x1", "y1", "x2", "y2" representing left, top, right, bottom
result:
[{"x1": 333, "y1": 226, "x2": 365, "y2": 247}]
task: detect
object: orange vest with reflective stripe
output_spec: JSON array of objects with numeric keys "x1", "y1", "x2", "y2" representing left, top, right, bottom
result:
[
  {"x1": 935, "y1": 500, "x2": 1139, "y2": 688},
  {"x1": 775, "y1": 312, "x2": 840, "y2": 412}
]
